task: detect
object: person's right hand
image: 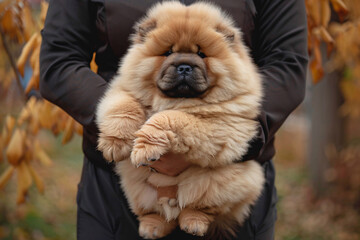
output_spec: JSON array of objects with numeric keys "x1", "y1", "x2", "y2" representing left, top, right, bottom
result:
[{"x1": 150, "y1": 152, "x2": 192, "y2": 177}]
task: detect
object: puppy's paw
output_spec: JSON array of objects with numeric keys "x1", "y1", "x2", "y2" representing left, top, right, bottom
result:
[
  {"x1": 131, "y1": 124, "x2": 172, "y2": 167},
  {"x1": 98, "y1": 135, "x2": 132, "y2": 162},
  {"x1": 131, "y1": 144, "x2": 167, "y2": 167},
  {"x1": 179, "y1": 209, "x2": 213, "y2": 237},
  {"x1": 139, "y1": 214, "x2": 176, "y2": 239}
]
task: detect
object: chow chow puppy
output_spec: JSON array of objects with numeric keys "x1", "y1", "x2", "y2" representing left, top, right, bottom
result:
[{"x1": 96, "y1": 1, "x2": 264, "y2": 239}]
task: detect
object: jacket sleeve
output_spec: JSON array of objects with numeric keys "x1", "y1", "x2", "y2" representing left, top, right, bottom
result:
[
  {"x1": 40, "y1": 0, "x2": 107, "y2": 133},
  {"x1": 243, "y1": 0, "x2": 309, "y2": 162}
]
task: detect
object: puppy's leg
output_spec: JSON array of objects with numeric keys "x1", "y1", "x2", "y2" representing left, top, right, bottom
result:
[
  {"x1": 178, "y1": 208, "x2": 214, "y2": 237},
  {"x1": 131, "y1": 110, "x2": 256, "y2": 167},
  {"x1": 115, "y1": 161, "x2": 157, "y2": 215},
  {"x1": 138, "y1": 214, "x2": 177, "y2": 239},
  {"x1": 131, "y1": 110, "x2": 199, "y2": 167},
  {"x1": 96, "y1": 90, "x2": 145, "y2": 162},
  {"x1": 130, "y1": 113, "x2": 176, "y2": 166},
  {"x1": 177, "y1": 162, "x2": 264, "y2": 216}
]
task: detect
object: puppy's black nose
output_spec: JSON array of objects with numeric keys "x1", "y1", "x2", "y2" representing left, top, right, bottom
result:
[{"x1": 177, "y1": 64, "x2": 192, "y2": 75}]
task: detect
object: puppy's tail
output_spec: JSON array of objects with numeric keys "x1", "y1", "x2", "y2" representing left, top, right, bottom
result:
[{"x1": 204, "y1": 214, "x2": 239, "y2": 240}]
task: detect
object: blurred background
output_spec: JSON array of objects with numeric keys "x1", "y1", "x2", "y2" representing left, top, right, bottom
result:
[{"x1": 0, "y1": 0, "x2": 359, "y2": 239}]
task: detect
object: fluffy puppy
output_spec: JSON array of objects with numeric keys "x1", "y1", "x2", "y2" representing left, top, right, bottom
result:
[{"x1": 96, "y1": 2, "x2": 264, "y2": 239}]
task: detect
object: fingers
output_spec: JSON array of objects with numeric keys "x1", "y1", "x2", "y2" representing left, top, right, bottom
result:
[{"x1": 150, "y1": 152, "x2": 192, "y2": 176}]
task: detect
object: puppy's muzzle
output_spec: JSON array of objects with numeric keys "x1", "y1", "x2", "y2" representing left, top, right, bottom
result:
[
  {"x1": 157, "y1": 54, "x2": 209, "y2": 98},
  {"x1": 162, "y1": 64, "x2": 205, "y2": 98}
]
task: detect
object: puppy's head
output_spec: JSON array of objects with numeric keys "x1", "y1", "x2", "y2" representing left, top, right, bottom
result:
[{"x1": 122, "y1": 2, "x2": 261, "y2": 108}]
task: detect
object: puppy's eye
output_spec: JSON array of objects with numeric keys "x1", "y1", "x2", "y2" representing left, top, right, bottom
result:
[
  {"x1": 197, "y1": 51, "x2": 207, "y2": 58},
  {"x1": 162, "y1": 49, "x2": 173, "y2": 57}
]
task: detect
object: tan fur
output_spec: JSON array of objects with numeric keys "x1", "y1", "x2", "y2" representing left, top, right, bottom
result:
[
  {"x1": 96, "y1": 2, "x2": 264, "y2": 239},
  {"x1": 139, "y1": 214, "x2": 177, "y2": 239}
]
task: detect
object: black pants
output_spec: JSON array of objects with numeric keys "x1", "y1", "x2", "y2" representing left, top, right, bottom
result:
[{"x1": 76, "y1": 158, "x2": 277, "y2": 240}]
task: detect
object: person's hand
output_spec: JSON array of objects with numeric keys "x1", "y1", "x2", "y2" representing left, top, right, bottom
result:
[
  {"x1": 148, "y1": 152, "x2": 192, "y2": 200},
  {"x1": 150, "y1": 152, "x2": 191, "y2": 177}
]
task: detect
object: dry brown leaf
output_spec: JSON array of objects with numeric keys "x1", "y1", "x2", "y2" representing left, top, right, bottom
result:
[
  {"x1": 62, "y1": 118, "x2": 75, "y2": 144},
  {"x1": 1, "y1": 7, "x2": 20, "y2": 41},
  {"x1": 24, "y1": 74, "x2": 38, "y2": 94},
  {"x1": 38, "y1": 100, "x2": 54, "y2": 129},
  {"x1": 16, "y1": 161, "x2": 32, "y2": 205},
  {"x1": 23, "y1": 34, "x2": 41, "y2": 94},
  {"x1": 321, "y1": 0, "x2": 331, "y2": 27},
  {"x1": 330, "y1": 0, "x2": 349, "y2": 21},
  {"x1": 75, "y1": 121, "x2": 83, "y2": 135},
  {"x1": 319, "y1": 27, "x2": 335, "y2": 56},
  {"x1": 5, "y1": 115, "x2": 16, "y2": 132},
  {"x1": 90, "y1": 53, "x2": 98, "y2": 73},
  {"x1": 50, "y1": 107, "x2": 63, "y2": 136},
  {"x1": 310, "y1": 38, "x2": 325, "y2": 84},
  {"x1": 21, "y1": 3, "x2": 36, "y2": 41},
  {"x1": 26, "y1": 96, "x2": 37, "y2": 112},
  {"x1": 28, "y1": 99, "x2": 41, "y2": 134},
  {"x1": 34, "y1": 141, "x2": 52, "y2": 166},
  {"x1": 27, "y1": 163, "x2": 44, "y2": 194},
  {"x1": 32, "y1": 48, "x2": 40, "y2": 85},
  {"x1": 17, "y1": 33, "x2": 38, "y2": 77},
  {"x1": 0, "y1": 166, "x2": 15, "y2": 190},
  {"x1": 40, "y1": 1, "x2": 49, "y2": 24},
  {"x1": 307, "y1": 0, "x2": 321, "y2": 26},
  {"x1": 19, "y1": 161, "x2": 33, "y2": 190},
  {"x1": 30, "y1": 35, "x2": 41, "y2": 66},
  {"x1": 6, "y1": 128, "x2": 25, "y2": 166},
  {"x1": 2, "y1": 115, "x2": 16, "y2": 146},
  {"x1": 17, "y1": 105, "x2": 31, "y2": 125},
  {"x1": 310, "y1": 59, "x2": 325, "y2": 84}
]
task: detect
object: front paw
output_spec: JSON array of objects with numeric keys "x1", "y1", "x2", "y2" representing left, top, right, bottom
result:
[
  {"x1": 130, "y1": 125, "x2": 173, "y2": 167},
  {"x1": 98, "y1": 134, "x2": 132, "y2": 162},
  {"x1": 179, "y1": 209, "x2": 213, "y2": 236},
  {"x1": 139, "y1": 214, "x2": 177, "y2": 239},
  {"x1": 131, "y1": 143, "x2": 168, "y2": 167}
]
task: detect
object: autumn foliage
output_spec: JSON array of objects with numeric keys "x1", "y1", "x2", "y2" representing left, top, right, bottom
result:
[
  {"x1": 307, "y1": 0, "x2": 360, "y2": 118},
  {"x1": 0, "y1": 1, "x2": 86, "y2": 204}
]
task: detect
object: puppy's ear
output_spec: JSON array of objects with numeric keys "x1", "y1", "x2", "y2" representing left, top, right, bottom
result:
[
  {"x1": 132, "y1": 18, "x2": 157, "y2": 44},
  {"x1": 216, "y1": 24, "x2": 236, "y2": 43}
]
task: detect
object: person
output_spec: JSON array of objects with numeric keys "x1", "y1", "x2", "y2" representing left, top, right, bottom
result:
[{"x1": 39, "y1": 0, "x2": 308, "y2": 239}]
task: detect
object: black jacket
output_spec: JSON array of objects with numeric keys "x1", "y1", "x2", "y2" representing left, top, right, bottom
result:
[{"x1": 40, "y1": 0, "x2": 308, "y2": 170}]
